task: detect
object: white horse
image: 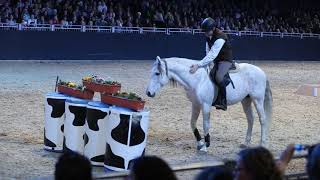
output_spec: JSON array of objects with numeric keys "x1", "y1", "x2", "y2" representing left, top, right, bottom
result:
[{"x1": 146, "y1": 56, "x2": 273, "y2": 152}]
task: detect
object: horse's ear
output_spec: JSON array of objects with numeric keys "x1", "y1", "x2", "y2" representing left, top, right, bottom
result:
[{"x1": 156, "y1": 56, "x2": 161, "y2": 65}]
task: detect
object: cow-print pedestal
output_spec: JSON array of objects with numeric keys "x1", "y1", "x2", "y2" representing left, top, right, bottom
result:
[
  {"x1": 104, "y1": 107, "x2": 150, "y2": 171},
  {"x1": 64, "y1": 97, "x2": 89, "y2": 154},
  {"x1": 44, "y1": 93, "x2": 68, "y2": 152},
  {"x1": 84, "y1": 101, "x2": 110, "y2": 166}
]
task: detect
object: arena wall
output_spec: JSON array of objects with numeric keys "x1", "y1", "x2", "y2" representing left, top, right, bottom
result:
[{"x1": 0, "y1": 31, "x2": 319, "y2": 61}]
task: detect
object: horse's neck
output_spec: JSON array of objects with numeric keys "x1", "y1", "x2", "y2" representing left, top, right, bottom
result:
[
  {"x1": 170, "y1": 71, "x2": 191, "y2": 89},
  {"x1": 167, "y1": 61, "x2": 205, "y2": 90}
]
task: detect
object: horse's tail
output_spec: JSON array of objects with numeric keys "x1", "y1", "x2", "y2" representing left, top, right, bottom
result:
[{"x1": 264, "y1": 79, "x2": 273, "y2": 125}]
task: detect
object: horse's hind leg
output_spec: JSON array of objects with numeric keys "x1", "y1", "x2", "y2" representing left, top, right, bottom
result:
[
  {"x1": 253, "y1": 97, "x2": 269, "y2": 147},
  {"x1": 241, "y1": 96, "x2": 254, "y2": 148},
  {"x1": 190, "y1": 103, "x2": 202, "y2": 150}
]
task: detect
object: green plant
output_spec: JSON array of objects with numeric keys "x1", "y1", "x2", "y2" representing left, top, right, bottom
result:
[
  {"x1": 58, "y1": 80, "x2": 85, "y2": 91},
  {"x1": 83, "y1": 75, "x2": 120, "y2": 85},
  {"x1": 114, "y1": 92, "x2": 142, "y2": 101}
]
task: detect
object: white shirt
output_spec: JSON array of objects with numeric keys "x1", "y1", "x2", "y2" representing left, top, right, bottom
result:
[{"x1": 198, "y1": 38, "x2": 225, "y2": 67}]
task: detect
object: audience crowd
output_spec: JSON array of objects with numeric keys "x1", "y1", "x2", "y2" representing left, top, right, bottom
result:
[{"x1": 0, "y1": 0, "x2": 320, "y2": 33}]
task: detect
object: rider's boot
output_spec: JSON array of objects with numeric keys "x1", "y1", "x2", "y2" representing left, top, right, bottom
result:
[{"x1": 215, "y1": 81, "x2": 227, "y2": 111}]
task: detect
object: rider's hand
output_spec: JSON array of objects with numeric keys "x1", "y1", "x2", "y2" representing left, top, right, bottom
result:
[{"x1": 190, "y1": 64, "x2": 199, "y2": 74}]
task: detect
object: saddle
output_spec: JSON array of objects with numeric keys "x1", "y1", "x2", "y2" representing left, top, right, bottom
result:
[
  {"x1": 209, "y1": 61, "x2": 236, "y2": 108},
  {"x1": 229, "y1": 62, "x2": 240, "y2": 73},
  {"x1": 209, "y1": 61, "x2": 237, "y2": 89}
]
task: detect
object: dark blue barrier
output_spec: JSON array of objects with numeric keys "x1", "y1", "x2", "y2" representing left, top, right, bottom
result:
[{"x1": 0, "y1": 31, "x2": 319, "y2": 60}]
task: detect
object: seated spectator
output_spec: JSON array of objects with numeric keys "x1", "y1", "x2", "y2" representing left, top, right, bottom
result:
[
  {"x1": 55, "y1": 152, "x2": 92, "y2": 180},
  {"x1": 307, "y1": 144, "x2": 320, "y2": 180},
  {"x1": 275, "y1": 144, "x2": 295, "y2": 174},
  {"x1": 97, "y1": 1, "x2": 108, "y2": 13},
  {"x1": 28, "y1": 14, "x2": 37, "y2": 26},
  {"x1": 22, "y1": 8, "x2": 30, "y2": 25},
  {"x1": 153, "y1": 10, "x2": 165, "y2": 28},
  {"x1": 51, "y1": 15, "x2": 59, "y2": 24},
  {"x1": 129, "y1": 156, "x2": 177, "y2": 180},
  {"x1": 38, "y1": 16, "x2": 46, "y2": 24},
  {"x1": 61, "y1": 16, "x2": 69, "y2": 26},
  {"x1": 7, "y1": 15, "x2": 16, "y2": 25},
  {"x1": 277, "y1": 143, "x2": 320, "y2": 180},
  {"x1": 234, "y1": 147, "x2": 282, "y2": 180},
  {"x1": 195, "y1": 166, "x2": 233, "y2": 180}
]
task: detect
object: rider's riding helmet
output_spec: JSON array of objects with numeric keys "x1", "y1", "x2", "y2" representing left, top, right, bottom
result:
[{"x1": 201, "y1": 17, "x2": 216, "y2": 32}]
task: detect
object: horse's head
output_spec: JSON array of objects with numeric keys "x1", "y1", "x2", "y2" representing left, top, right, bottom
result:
[{"x1": 146, "y1": 56, "x2": 170, "y2": 97}]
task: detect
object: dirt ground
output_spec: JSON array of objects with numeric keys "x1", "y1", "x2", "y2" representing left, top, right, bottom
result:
[{"x1": 0, "y1": 60, "x2": 319, "y2": 180}]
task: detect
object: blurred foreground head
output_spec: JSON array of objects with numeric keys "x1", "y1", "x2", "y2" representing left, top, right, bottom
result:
[
  {"x1": 129, "y1": 156, "x2": 177, "y2": 180},
  {"x1": 55, "y1": 151, "x2": 92, "y2": 180},
  {"x1": 235, "y1": 147, "x2": 282, "y2": 180}
]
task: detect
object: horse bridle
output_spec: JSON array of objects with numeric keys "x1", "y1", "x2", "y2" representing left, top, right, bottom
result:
[{"x1": 163, "y1": 59, "x2": 169, "y2": 77}]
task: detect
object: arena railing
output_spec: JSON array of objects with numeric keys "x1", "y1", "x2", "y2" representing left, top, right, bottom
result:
[{"x1": 1, "y1": 23, "x2": 319, "y2": 39}]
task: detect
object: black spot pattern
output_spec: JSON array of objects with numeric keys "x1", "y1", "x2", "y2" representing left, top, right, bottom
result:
[
  {"x1": 104, "y1": 143, "x2": 125, "y2": 169},
  {"x1": 129, "y1": 115, "x2": 145, "y2": 146},
  {"x1": 44, "y1": 129, "x2": 56, "y2": 147},
  {"x1": 69, "y1": 106, "x2": 87, "y2": 126},
  {"x1": 141, "y1": 149, "x2": 145, "y2": 156},
  {"x1": 63, "y1": 136, "x2": 72, "y2": 153},
  {"x1": 111, "y1": 114, "x2": 130, "y2": 145},
  {"x1": 128, "y1": 149, "x2": 146, "y2": 169},
  {"x1": 128, "y1": 159, "x2": 134, "y2": 170},
  {"x1": 91, "y1": 155, "x2": 105, "y2": 163},
  {"x1": 86, "y1": 108, "x2": 108, "y2": 131},
  {"x1": 84, "y1": 133, "x2": 89, "y2": 146},
  {"x1": 47, "y1": 98, "x2": 65, "y2": 118},
  {"x1": 60, "y1": 124, "x2": 64, "y2": 132}
]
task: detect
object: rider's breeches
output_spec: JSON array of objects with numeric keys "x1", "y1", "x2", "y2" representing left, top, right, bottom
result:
[{"x1": 215, "y1": 61, "x2": 232, "y2": 85}]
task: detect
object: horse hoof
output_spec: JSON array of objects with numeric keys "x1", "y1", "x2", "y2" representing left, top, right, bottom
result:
[
  {"x1": 197, "y1": 140, "x2": 205, "y2": 151},
  {"x1": 198, "y1": 145, "x2": 208, "y2": 153}
]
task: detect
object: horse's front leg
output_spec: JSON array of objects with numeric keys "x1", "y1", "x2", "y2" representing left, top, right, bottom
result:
[
  {"x1": 190, "y1": 103, "x2": 202, "y2": 150},
  {"x1": 201, "y1": 103, "x2": 211, "y2": 152}
]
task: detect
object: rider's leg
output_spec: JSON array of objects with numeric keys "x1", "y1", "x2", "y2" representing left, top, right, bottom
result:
[{"x1": 215, "y1": 61, "x2": 232, "y2": 110}]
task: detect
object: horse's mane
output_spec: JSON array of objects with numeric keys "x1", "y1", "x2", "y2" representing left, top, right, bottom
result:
[{"x1": 162, "y1": 57, "x2": 200, "y2": 88}]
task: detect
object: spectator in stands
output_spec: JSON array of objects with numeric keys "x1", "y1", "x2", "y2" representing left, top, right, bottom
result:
[
  {"x1": 195, "y1": 166, "x2": 233, "y2": 180},
  {"x1": 22, "y1": 8, "x2": 30, "y2": 25},
  {"x1": 97, "y1": 1, "x2": 107, "y2": 13},
  {"x1": 153, "y1": 9, "x2": 165, "y2": 28},
  {"x1": 134, "y1": 12, "x2": 142, "y2": 27},
  {"x1": 28, "y1": 14, "x2": 37, "y2": 26},
  {"x1": 234, "y1": 147, "x2": 282, "y2": 180},
  {"x1": 38, "y1": 16, "x2": 46, "y2": 24},
  {"x1": 55, "y1": 152, "x2": 92, "y2": 180},
  {"x1": 51, "y1": 15, "x2": 59, "y2": 24},
  {"x1": 7, "y1": 14, "x2": 16, "y2": 25},
  {"x1": 61, "y1": 16, "x2": 68, "y2": 26},
  {"x1": 115, "y1": 18, "x2": 123, "y2": 27},
  {"x1": 99, "y1": 14, "x2": 108, "y2": 26},
  {"x1": 80, "y1": 15, "x2": 86, "y2": 25},
  {"x1": 165, "y1": 11, "x2": 175, "y2": 28},
  {"x1": 129, "y1": 156, "x2": 177, "y2": 180}
]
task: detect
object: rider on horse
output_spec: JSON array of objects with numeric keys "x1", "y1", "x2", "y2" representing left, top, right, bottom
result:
[{"x1": 190, "y1": 17, "x2": 233, "y2": 111}]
